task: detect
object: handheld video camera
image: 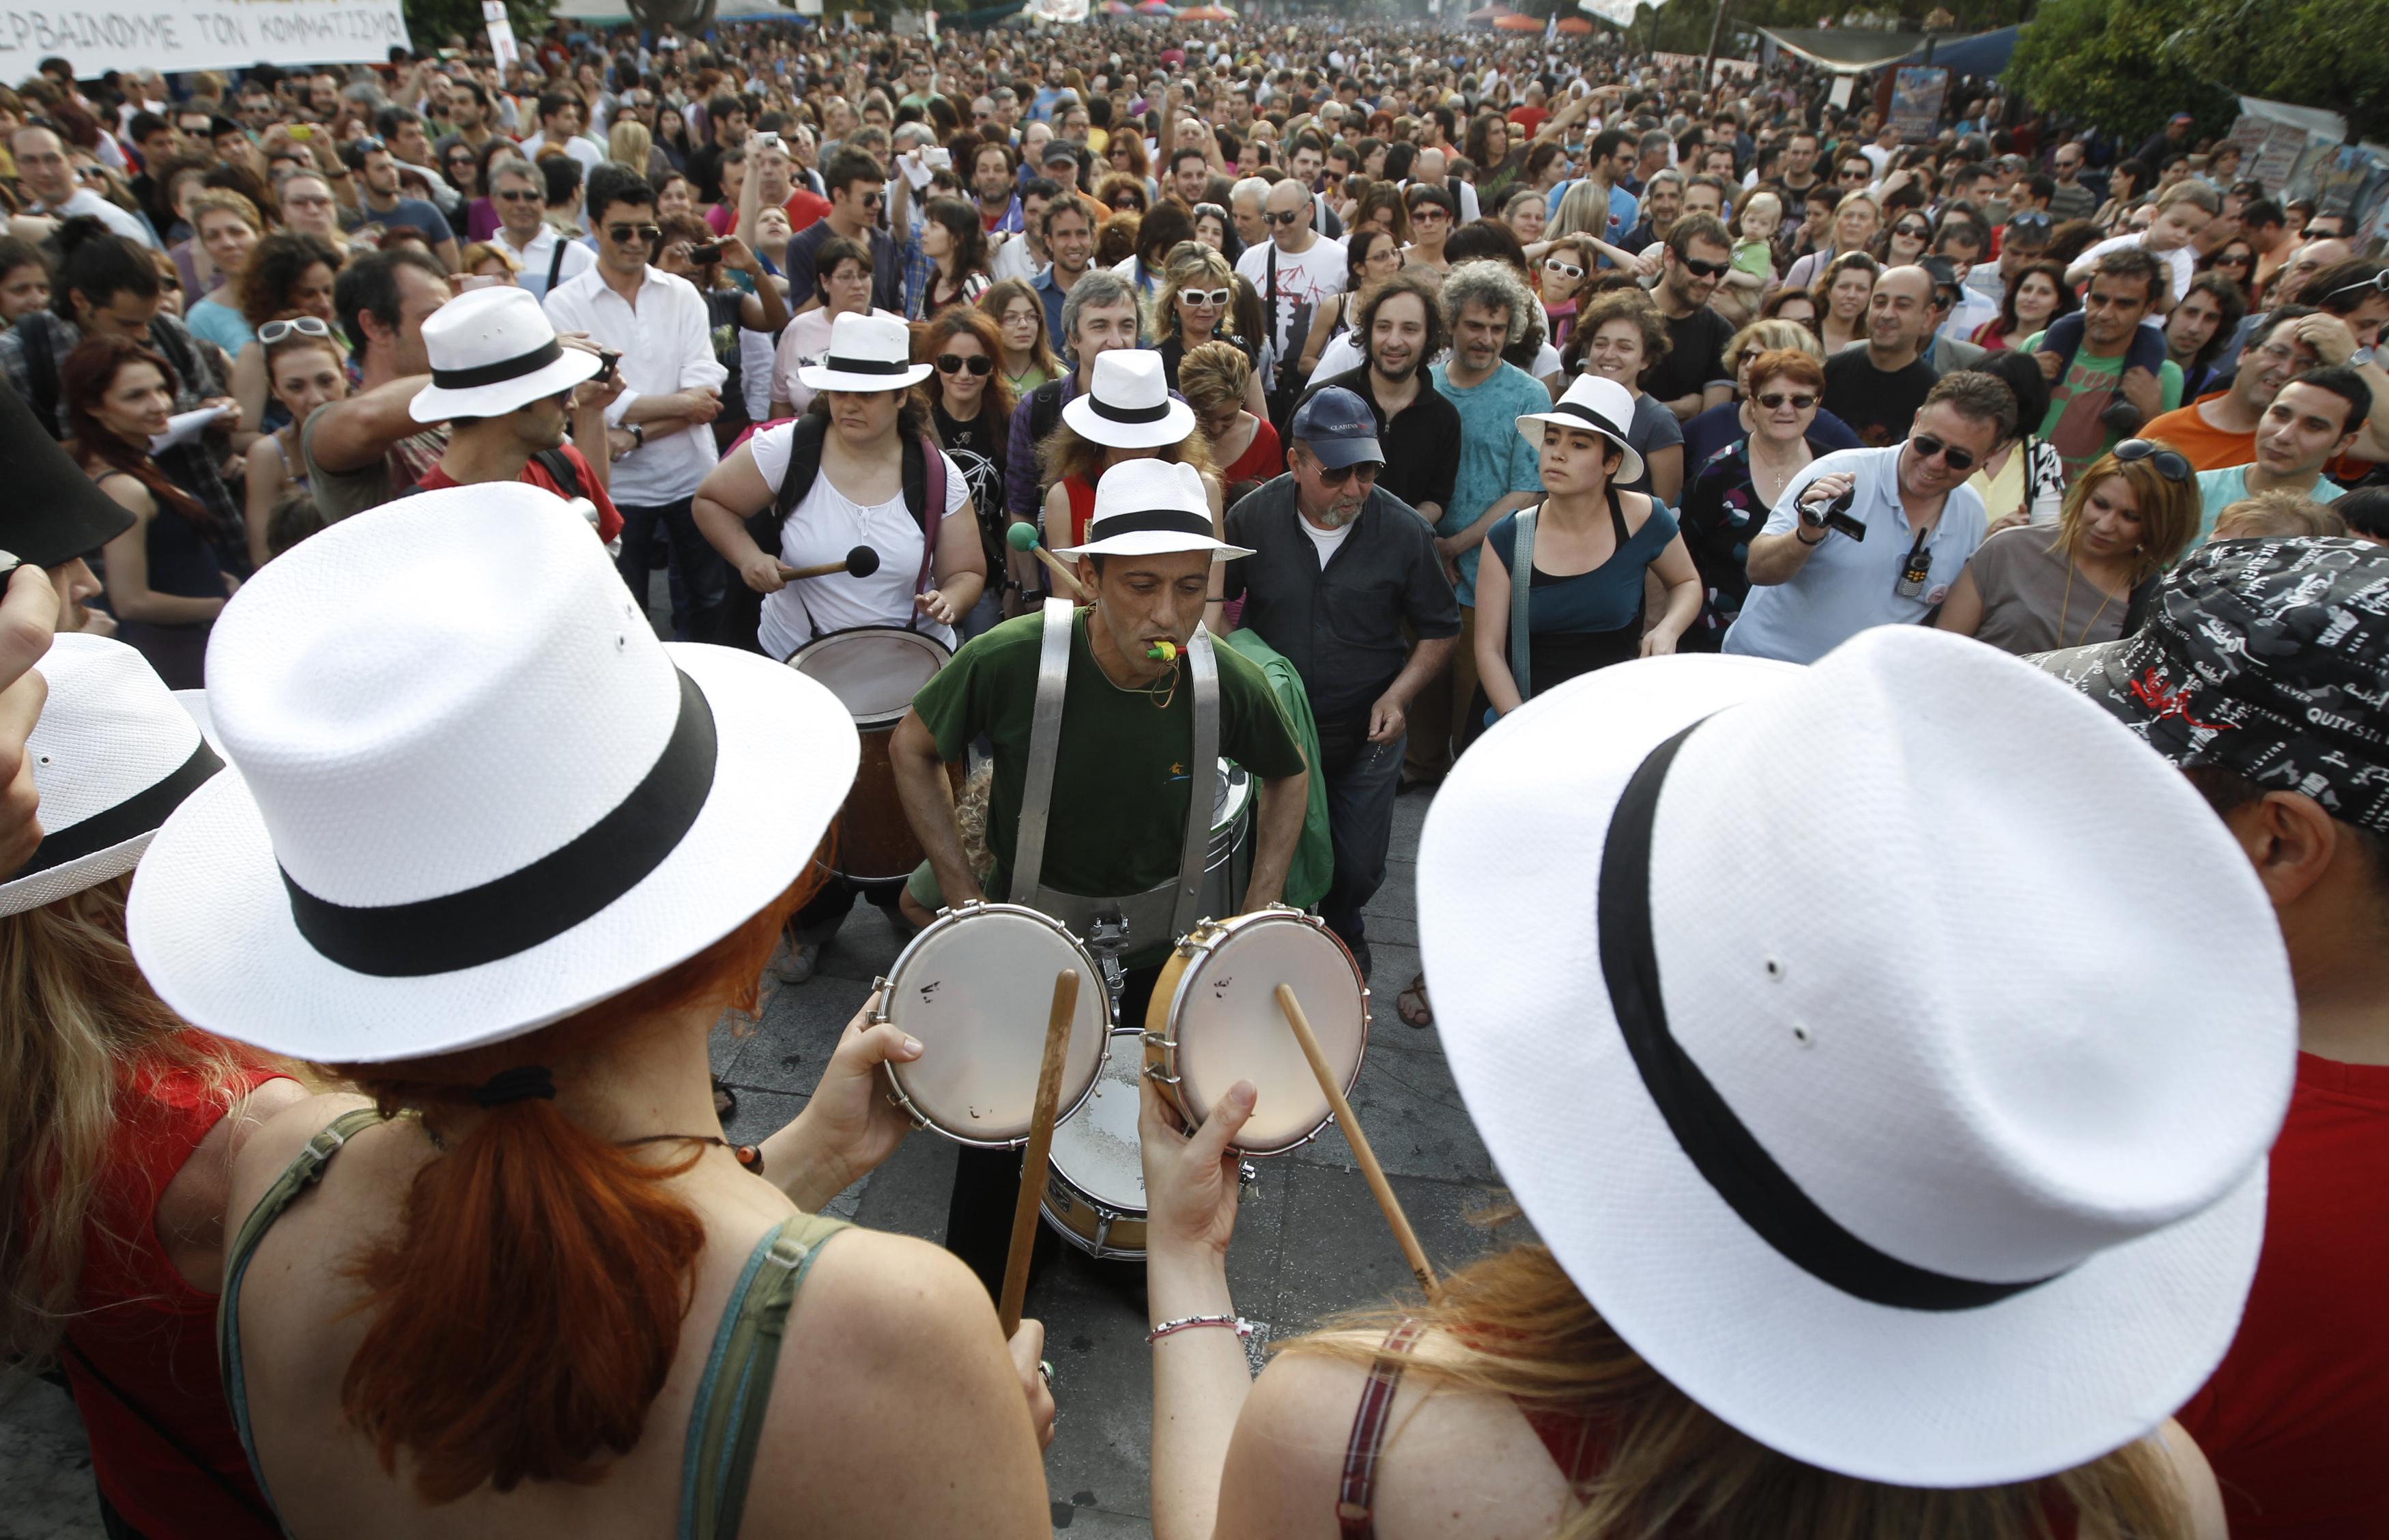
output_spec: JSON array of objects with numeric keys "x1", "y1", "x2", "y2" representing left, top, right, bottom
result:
[{"x1": 1799, "y1": 487, "x2": 1866, "y2": 542}]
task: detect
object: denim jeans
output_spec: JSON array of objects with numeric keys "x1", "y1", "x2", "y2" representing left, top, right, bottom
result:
[
  {"x1": 1315, "y1": 724, "x2": 1405, "y2": 958},
  {"x1": 615, "y1": 496, "x2": 726, "y2": 642}
]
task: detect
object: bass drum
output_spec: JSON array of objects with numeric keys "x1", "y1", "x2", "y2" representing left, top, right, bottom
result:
[{"x1": 787, "y1": 626, "x2": 954, "y2": 884}]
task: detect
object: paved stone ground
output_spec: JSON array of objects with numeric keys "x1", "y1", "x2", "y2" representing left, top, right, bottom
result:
[{"x1": 0, "y1": 785, "x2": 1502, "y2": 1539}]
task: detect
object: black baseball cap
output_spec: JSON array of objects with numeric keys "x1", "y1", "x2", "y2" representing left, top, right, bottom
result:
[{"x1": 0, "y1": 379, "x2": 135, "y2": 568}]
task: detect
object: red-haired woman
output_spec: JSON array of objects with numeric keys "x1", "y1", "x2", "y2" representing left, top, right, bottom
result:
[
  {"x1": 66, "y1": 337, "x2": 246, "y2": 688},
  {"x1": 915, "y1": 303, "x2": 1022, "y2": 636}
]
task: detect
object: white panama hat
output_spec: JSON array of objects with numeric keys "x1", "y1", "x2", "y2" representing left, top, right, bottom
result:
[
  {"x1": 796, "y1": 311, "x2": 934, "y2": 394},
  {"x1": 1515, "y1": 373, "x2": 1645, "y2": 486},
  {"x1": 408, "y1": 285, "x2": 604, "y2": 423},
  {"x1": 1054, "y1": 458, "x2": 1253, "y2": 560},
  {"x1": 1060, "y1": 348, "x2": 1199, "y2": 451},
  {"x1": 1417, "y1": 626, "x2": 2296, "y2": 1487},
  {"x1": 0, "y1": 635, "x2": 224, "y2": 919},
  {"x1": 126, "y1": 483, "x2": 859, "y2": 1064}
]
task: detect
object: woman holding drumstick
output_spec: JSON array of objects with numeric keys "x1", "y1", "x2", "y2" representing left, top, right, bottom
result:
[{"x1": 1136, "y1": 625, "x2": 2269, "y2": 1540}]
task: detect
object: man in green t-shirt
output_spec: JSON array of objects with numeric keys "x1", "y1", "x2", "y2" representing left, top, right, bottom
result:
[
  {"x1": 891, "y1": 457, "x2": 1311, "y2": 1294},
  {"x1": 2027, "y1": 247, "x2": 2184, "y2": 483}
]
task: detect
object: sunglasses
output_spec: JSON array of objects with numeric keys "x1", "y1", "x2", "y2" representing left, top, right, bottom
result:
[
  {"x1": 1179, "y1": 287, "x2": 1233, "y2": 308},
  {"x1": 607, "y1": 223, "x2": 663, "y2": 244},
  {"x1": 2299, "y1": 225, "x2": 2338, "y2": 239},
  {"x1": 1543, "y1": 259, "x2": 1584, "y2": 279},
  {"x1": 1313, "y1": 459, "x2": 1382, "y2": 487},
  {"x1": 258, "y1": 316, "x2": 334, "y2": 343},
  {"x1": 2324, "y1": 269, "x2": 2389, "y2": 304},
  {"x1": 1908, "y1": 433, "x2": 1977, "y2": 472},
  {"x1": 1893, "y1": 223, "x2": 1932, "y2": 240},
  {"x1": 2113, "y1": 438, "x2": 2192, "y2": 483},
  {"x1": 1263, "y1": 208, "x2": 1304, "y2": 227},
  {"x1": 1756, "y1": 390, "x2": 1817, "y2": 410},
  {"x1": 935, "y1": 352, "x2": 994, "y2": 375},
  {"x1": 1108, "y1": 195, "x2": 1143, "y2": 210},
  {"x1": 494, "y1": 187, "x2": 539, "y2": 201},
  {"x1": 1412, "y1": 208, "x2": 1449, "y2": 223},
  {"x1": 2213, "y1": 251, "x2": 2252, "y2": 266},
  {"x1": 1678, "y1": 255, "x2": 1730, "y2": 278}
]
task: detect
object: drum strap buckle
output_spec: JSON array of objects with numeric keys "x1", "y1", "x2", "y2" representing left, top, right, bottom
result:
[{"x1": 1087, "y1": 904, "x2": 1130, "y2": 1012}]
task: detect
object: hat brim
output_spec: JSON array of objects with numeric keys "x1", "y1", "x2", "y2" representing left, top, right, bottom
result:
[
  {"x1": 1061, "y1": 394, "x2": 1199, "y2": 450},
  {"x1": 1054, "y1": 530, "x2": 1255, "y2": 560},
  {"x1": 126, "y1": 642, "x2": 859, "y2": 1064},
  {"x1": 795, "y1": 361, "x2": 935, "y2": 394},
  {"x1": 409, "y1": 346, "x2": 605, "y2": 424},
  {"x1": 1515, "y1": 411, "x2": 1645, "y2": 487},
  {"x1": 0, "y1": 831, "x2": 162, "y2": 918},
  {"x1": 1417, "y1": 653, "x2": 2268, "y2": 1487},
  {"x1": 1304, "y1": 434, "x2": 1384, "y2": 470}
]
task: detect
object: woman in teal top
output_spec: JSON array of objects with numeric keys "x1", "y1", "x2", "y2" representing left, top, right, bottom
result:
[{"x1": 1470, "y1": 374, "x2": 1702, "y2": 745}]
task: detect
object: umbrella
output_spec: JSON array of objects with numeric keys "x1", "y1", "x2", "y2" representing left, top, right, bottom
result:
[
  {"x1": 1177, "y1": 3, "x2": 1235, "y2": 17},
  {"x1": 1463, "y1": 4, "x2": 1511, "y2": 22},
  {"x1": 1491, "y1": 12, "x2": 1541, "y2": 29},
  {"x1": 1136, "y1": 0, "x2": 1174, "y2": 12},
  {"x1": 1555, "y1": 14, "x2": 1592, "y2": 32}
]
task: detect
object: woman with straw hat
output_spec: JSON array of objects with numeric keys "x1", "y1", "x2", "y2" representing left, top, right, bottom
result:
[
  {"x1": 1139, "y1": 623, "x2": 2284, "y2": 1539},
  {"x1": 126, "y1": 484, "x2": 1055, "y2": 1537}
]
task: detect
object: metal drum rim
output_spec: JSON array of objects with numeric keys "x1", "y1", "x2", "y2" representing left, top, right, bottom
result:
[
  {"x1": 786, "y1": 623, "x2": 954, "y2": 729},
  {"x1": 1045, "y1": 1025, "x2": 1151, "y2": 1194}
]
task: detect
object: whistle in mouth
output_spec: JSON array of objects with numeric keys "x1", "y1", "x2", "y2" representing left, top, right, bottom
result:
[{"x1": 1146, "y1": 640, "x2": 1179, "y2": 662}]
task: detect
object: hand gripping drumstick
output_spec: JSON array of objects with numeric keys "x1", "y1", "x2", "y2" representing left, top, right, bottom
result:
[
  {"x1": 1276, "y1": 983, "x2": 1440, "y2": 1301},
  {"x1": 1000, "y1": 968, "x2": 1081, "y2": 1337},
  {"x1": 779, "y1": 545, "x2": 882, "y2": 582},
  {"x1": 1005, "y1": 521, "x2": 1090, "y2": 602}
]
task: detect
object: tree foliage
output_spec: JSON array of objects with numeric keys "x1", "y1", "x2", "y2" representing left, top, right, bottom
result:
[
  {"x1": 2167, "y1": 0, "x2": 2389, "y2": 144},
  {"x1": 405, "y1": 0, "x2": 555, "y2": 52},
  {"x1": 2002, "y1": 0, "x2": 2235, "y2": 145}
]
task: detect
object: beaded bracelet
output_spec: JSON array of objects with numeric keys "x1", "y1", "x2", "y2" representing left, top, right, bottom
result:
[{"x1": 1146, "y1": 1313, "x2": 1255, "y2": 1345}]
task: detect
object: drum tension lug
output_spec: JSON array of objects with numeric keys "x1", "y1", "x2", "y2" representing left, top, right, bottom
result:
[
  {"x1": 1143, "y1": 1064, "x2": 1183, "y2": 1087},
  {"x1": 1140, "y1": 1029, "x2": 1175, "y2": 1050}
]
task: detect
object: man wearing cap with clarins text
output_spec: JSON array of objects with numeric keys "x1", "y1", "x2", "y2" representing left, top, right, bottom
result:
[
  {"x1": 889, "y1": 457, "x2": 1308, "y2": 1298},
  {"x1": 1726, "y1": 370, "x2": 2007, "y2": 666},
  {"x1": 1222, "y1": 388, "x2": 1457, "y2": 974},
  {"x1": 2037, "y1": 539, "x2": 2389, "y2": 1539}
]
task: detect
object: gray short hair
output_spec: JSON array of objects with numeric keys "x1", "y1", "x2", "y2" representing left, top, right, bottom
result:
[
  {"x1": 1230, "y1": 175, "x2": 1268, "y2": 210},
  {"x1": 1061, "y1": 268, "x2": 1140, "y2": 358},
  {"x1": 1443, "y1": 259, "x2": 1537, "y2": 347}
]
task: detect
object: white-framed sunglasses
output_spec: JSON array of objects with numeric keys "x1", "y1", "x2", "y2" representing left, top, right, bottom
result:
[{"x1": 1543, "y1": 258, "x2": 1585, "y2": 279}]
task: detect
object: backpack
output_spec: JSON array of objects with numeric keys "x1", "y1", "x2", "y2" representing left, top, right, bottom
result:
[{"x1": 715, "y1": 413, "x2": 948, "y2": 654}]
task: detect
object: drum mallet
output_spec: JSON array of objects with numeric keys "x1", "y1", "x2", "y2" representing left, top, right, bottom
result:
[
  {"x1": 1276, "y1": 984, "x2": 1441, "y2": 1302},
  {"x1": 779, "y1": 545, "x2": 882, "y2": 582},
  {"x1": 999, "y1": 968, "x2": 1081, "y2": 1337},
  {"x1": 1005, "y1": 521, "x2": 1089, "y2": 603}
]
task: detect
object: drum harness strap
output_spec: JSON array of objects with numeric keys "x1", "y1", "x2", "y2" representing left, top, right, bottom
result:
[{"x1": 1011, "y1": 598, "x2": 1218, "y2": 1003}]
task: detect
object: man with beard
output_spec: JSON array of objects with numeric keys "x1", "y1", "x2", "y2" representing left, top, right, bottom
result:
[
  {"x1": 1822, "y1": 264, "x2": 1943, "y2": 448},
  {"x1": 1641, "y1": 213, "x2": 1738, "y2": 423},
  {"x1": 1221, "y1": 388, "x2": 1457, "y2": 972},
  {"x1": 1298, "y1": 268, "x2": 1459, "y2": 527}
]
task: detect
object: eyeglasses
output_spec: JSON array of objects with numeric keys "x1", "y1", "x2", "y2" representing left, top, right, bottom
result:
[
  {"x1": 495, "y1": 188, "x2": 539, "y2": 201},
  {"x1": 1756, "y1": 390, "x2": 1817, "y2": 410},
  {"x1": 606, "y1": 223, "x2": 663, "y2": 244},
  {"x1": 935, "y1": 352, "x2": 995, "y2": 375},
  {"x1": 1312, "y1": 459, "x2": 1382, "y2": 487},
  {"x1": 258, "y1": 316, "x2": 334, "y2": 344},
  {"x1": 1543, "y1": 259, "x2": 1584, "y2": 279},
  {"x1": 2007, "y1": 212, "x2": 2050, "y2": 231},
  {"x1": 1677, "y1": 255, "x2": 1730, "y2": 278},
  {"x1": 1179, "y1": 287, "x2": 1233, "y2": 308},
  {"x1": 1908, "y1": 433, "x2": 1977, "y2": 472},
  {"x1": 1263, "y1": 208, "x2": 1304, "y2": 227},
  {"x1": 2113, "y1": 438, "x2": 2192, "y2": 483}
]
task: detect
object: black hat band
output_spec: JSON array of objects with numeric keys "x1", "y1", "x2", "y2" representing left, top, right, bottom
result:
[
  {"x1": 823, "y1": 353, "x2": 915, "y2": 375},
  {"x1": 5, "y1": 738, "x2": 223, "y2": 883},
  {"x1": 1091, "y1": 395, "x2": 1173, "y2": 425},
  {"x1": 1089, "y1": 507, "x2": 1214, "y2": 540},
  {"x1": 431, "y1": 337, "x2": 566, "y2": 392}
]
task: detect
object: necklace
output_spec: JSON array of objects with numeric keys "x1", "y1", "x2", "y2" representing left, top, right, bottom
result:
[
  {"x1": 2053, "y1": 550, "x2": 2127, "y2": 648},
  {"x1": 618, "y1": 1132, "x2": 766, "y2": 1173},
  {"x1": 1745, "y1": 436, "x2": 1809, "y2": 507}
]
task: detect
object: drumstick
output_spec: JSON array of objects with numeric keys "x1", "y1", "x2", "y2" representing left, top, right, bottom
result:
[
  {"x1": 1000, "y1": 968, "x2": 1081, "y2": 1337},
  {"x1": 1005, "y1": 520, "x2": 1089, "y2": 601},
  {"x1": 1276, "y1": 983, "x2": 1440, "y2": 1301},
  {"x1": 780, "y1": 545, "x2": 883, "y2": 582}
]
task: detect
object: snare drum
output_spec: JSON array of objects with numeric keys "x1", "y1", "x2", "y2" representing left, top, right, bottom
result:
[
  {"x1": 788, "y1": 627, "x2": 953, "y2": 883},
  {"x1": 1040, "y1": 1030, "x2": 1148, "y2": 1259},
  {"x1": 1145, "y1": 907, "x2": 1369, "y2": 1156},
  {"x1": 877, "y1": 902, "x2": 1113, "y2": 1148}
]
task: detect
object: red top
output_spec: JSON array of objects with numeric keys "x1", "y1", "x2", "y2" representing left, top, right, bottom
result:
[
  {"x1": 416, "y1": 443, "x2": 623, "y2": 543},
  {"x1": 785, "y1": 188, "x2": 833, "y2": 234},
  {"x1": 1220, "y1": 414, "x2": 1284, "y2": 488},
  {"x1": 2176, "y1": 1052, "x2": 2389, "y2": 1539},
  {"x1": 63, "y1": 1038, "x2": 289, "y2": 1538},
  {"x1": 1064, "y1": 475, "x2": 1098, "y2": 547}
]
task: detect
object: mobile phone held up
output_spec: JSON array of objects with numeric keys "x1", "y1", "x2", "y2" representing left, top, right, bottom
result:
[
  {"x1": 596, "y1": 350, "x2": 621, "y2": 386},
  {"x1": 687, "y1": 243, "x2": 722, "y2": 264}
]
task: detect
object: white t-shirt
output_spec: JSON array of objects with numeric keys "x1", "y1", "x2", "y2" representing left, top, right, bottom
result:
[
  {"x1": 747, "y1": 421, "x2": 970, "y2": 659},
  {"x1": 2076, "y1": 231, "x2": 2194, "y2": 304},
  {"x1": 1298, "y1": 515, "x2": 1352, "y2": 566},
  {"x1": 1235, "y1": 236, "x2": 1348, "y2": 380}
]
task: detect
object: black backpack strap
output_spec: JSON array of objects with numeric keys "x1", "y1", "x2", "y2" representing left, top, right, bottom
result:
[
  {"x1": 720, "y1": 416, "x2": 829, "y2": 655},
  {"x1": 1027, "y1": 377, "x2": 1064, "y2": 449},
  {"x1": 531, "y1": 445, "x2": 582, "y2": 498}
]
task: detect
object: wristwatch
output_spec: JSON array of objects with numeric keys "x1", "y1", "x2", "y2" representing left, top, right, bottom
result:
[
  {"x1": 2353, "y1": 347, "x2": 2377, "y2": 369},
  {"x1": 629, "y1": 423, "x2": 646, "y2": 448}
]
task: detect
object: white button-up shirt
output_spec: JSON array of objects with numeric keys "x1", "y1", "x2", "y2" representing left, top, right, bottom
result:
[
  {"x1": 543, "y1": 264, "x2": 727, "y2": 507},
  {"x1": 500, "y1": 224, "x2": 595, "y2": 300},
  {"x1": 1723, "y1": 444, "x2": 1988, "y2": 666}
]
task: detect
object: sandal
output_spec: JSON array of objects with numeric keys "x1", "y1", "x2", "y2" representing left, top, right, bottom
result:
[{"x1": 1396, "y1": 973, "x2": 1434, "y2": 1030}]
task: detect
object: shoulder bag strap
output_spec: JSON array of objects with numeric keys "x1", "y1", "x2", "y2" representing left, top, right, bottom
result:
[
  {"x1": 1169, "y1": 625, "x2": 1222, "y2": 941},
  {"x1": 532, "y1": 445, "x2": 582, "y2": 498},
  {"x1": 683, "y1": 1213, "x2": 850, "y2": 1540},
  {"x1": 1508, "y1": 505, "x2": 1537, "y2": 702},
  {"x1": 24, "y1": 315, "x2": 63, "y2": 435},
  {"x1": 906, "y1": 433, "x2": 947, "y2": 630},
  {"x1": 218, "y1": 1105, "x2": 386, "y2": 1528},
  {"x1": 1010, "y1": 597, "x2": 1075, "y2": 902},
  {"x1": 1336, "y1": 1320, "x2": 1427, "y2": 1540},
  {"x1": 1264, "y1": 239, "x2": 1281, "y2": 380},
  {"x1": 547, "y1": 233, "x2": 570, "y2": 294}
]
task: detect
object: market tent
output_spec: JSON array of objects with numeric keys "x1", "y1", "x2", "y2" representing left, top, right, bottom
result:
[{"x1": 1492, "y1": 12, "x2": 1542, "y2": 29}]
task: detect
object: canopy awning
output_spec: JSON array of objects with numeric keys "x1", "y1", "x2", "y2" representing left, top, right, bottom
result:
[{"x1": 1755, "y1": 24, "x2": 2018, "y2": 77}]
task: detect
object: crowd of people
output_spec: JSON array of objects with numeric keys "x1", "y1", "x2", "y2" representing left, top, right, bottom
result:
[{"x1": 1, "y1": 16, "x2": 2384, "y2": 1540}]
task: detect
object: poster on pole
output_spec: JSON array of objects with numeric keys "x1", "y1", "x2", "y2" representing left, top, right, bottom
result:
[
  {"x1": 482, "y1": 0, "x2": 517, "y2": 68},
  {"x1": 2249, "y1": 120, "x2": 2309, "y2": 194},
  {"x1": 0, "y1": 0, "x2": 408, "y2": 78},
  {"x1": 1887, "y1": 66, "x2": 1949, "y2": 143}
]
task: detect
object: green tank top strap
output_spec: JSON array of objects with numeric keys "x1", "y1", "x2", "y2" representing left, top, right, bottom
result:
[
  {"x1": 216, "y1": 1105, "x2": 388, "y2": 1532},
  {"x1": 680, "y1": 1211, "x2": 851, "y2": 1540}
]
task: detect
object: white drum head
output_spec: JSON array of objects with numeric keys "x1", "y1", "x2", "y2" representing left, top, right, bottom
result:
[
  {"x1": 1048, "y1": 1030, "x2": 1147, "y2": 1211},
  {"x1": 789, "y1": 627, "x2": 950, "y2": 727},
  {"x1": 1173, "y1": 913, "x2": 1366, "y2": 1154},
  {"x1": 883, "y1": 905, "x2": 1110, "y2": 1145}
]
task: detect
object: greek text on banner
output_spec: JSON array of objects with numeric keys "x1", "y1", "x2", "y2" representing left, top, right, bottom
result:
[{"x1": 0, "y1": 1, "x2": 409, "y2": 77}]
